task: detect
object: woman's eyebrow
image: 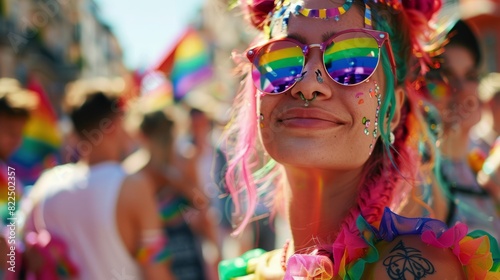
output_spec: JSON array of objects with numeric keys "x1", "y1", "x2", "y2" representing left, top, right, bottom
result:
[
  {"x1": 287, "y1": 33, "x2": 308, "y2": 43},
  {"x1": 322, "y1": 31, "x2": 336, "y2": 42},
  {"x1": 287, "y1": 31, "x2": 336, "y2": 44}
]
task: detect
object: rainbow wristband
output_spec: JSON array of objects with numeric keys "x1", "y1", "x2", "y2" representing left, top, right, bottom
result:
[{"x1": 136, "y1": 234, "x2": 171, "y2": 265}]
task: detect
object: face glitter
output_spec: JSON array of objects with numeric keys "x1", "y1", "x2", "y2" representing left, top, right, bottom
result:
[
  {"x1": 362, "y1": 117, "x2": 371, "y2": 136},
  {"x1": 315, "y1": 69, "x2": 324, "y2": 84},
  {"x1": 368, "y1": 81, "x2": 381, "y2": 155},
  {"x1": 356, "y1": 92, "x2": 365, "y2": 105}
]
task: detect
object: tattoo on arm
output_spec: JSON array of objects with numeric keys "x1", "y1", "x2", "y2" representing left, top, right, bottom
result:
[{"x1": 383, "y1": 240, "x2": 435, "y2": 280}]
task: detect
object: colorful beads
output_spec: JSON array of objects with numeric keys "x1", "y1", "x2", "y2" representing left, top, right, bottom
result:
[
  {"x1": 294, "y1": 0, "x2": 353, "y2": 20},
  {"x1": 362, "y1": 117, "x2": 371, "y2": 136},
  {"x1": 281, "y1": 239, "x2": 291, "y2": 271},
  {"x1": 369, "y1": 81, "x2": 381, "y2": 155},
  {"x1": 364, "y1": 3, "x2": 372, "y2": 28}
]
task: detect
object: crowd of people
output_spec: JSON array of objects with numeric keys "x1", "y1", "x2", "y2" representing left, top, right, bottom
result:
[
  {"x1": 0, "y1": 71, "x2": 277, "y2": 279},
  {"x1": 0, "y1": 0, "x2": 500, "y2": 279}
]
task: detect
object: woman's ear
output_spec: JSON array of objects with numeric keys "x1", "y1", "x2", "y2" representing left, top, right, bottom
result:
[{"x1": 389, "y1": 86, "x2": 406, "y2": 131}]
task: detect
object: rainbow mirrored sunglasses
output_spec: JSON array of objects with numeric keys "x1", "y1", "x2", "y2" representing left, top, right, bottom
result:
[{"x1": 246, "y1": 28, "x2": 396, "y2": 95}]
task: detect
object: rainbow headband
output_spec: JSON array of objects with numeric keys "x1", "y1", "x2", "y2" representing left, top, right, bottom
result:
[{"x1": 264, "y1": 0, "x2": 403, "y2": 38}]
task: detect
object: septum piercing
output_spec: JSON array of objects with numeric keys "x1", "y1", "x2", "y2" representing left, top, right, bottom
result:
[
  {"x1": 315, "y1": 69, "x2": 323, "y2": 84},
  {"x1": 299, "y1": 92, "x2": 317, "y2": 107}
]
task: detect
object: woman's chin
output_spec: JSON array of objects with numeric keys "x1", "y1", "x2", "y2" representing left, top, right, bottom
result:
[{"x1": 273, "y1": 155, "x2": 367, "y2": 171}]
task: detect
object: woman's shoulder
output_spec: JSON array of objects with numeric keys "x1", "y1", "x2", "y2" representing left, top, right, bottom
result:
[
  {"x1": 363, "y1": 208, "x2": 500, "y2": 280},
  {"x1": 366, "y1": 234, "x2": 464, "y2": 279}
]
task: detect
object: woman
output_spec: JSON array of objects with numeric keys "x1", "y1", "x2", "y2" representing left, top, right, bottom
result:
[
  {"x1": 421, "y1": 19, "x2": 500, "y2": 239},
  {"x1": 218, "y1": 0, "x2": 500, "y2": 279},
  {"x1": 134, "y1": 109, "x2": 221, "y2": 280}
]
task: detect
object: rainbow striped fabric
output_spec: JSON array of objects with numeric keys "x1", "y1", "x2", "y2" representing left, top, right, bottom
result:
[
  {"x1": 9, "y1": 79, "x2": 61, "y2": 186},
  {"x1": 159, "y1": 195, "x2": 190, "y2": 225}
]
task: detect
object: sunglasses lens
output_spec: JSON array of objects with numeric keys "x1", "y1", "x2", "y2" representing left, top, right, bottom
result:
[
  {"x1": 251, "y1": 41, "x2": 304, "y2": 94},
  {"x1": 324, "y1": 32, "x2": 380, "y2": 85}
]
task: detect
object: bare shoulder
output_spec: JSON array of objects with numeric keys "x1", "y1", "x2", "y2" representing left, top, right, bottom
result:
[
  {"x1": 365, "y1": 235, "x2": 465, "y2": 280},
  {"x1": 119, "y1": 171, "x2": 156, "y2": 207}
]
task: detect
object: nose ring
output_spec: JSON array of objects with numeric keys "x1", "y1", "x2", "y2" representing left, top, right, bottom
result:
[{"x1": 299, "y1": 92, "x2": 317, "y2": 107}]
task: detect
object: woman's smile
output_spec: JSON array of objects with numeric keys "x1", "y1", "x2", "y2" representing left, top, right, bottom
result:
[{"x1": 277, "y1": 107, "x2": 347, "y2": 129}]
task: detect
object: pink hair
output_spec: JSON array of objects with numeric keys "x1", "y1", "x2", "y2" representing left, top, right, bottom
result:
[
  {"x1": 222, "y1": 0, "x2": 443, "y2": 273},
  {"x1": 222, "y1": 70, "x2": 285, "y2": 235}
]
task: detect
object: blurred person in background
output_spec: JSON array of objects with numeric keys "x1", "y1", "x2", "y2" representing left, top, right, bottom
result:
[
  {"x1": 189, "y1": 107, "x2": 278, "y2": 261},
  {"x1": 471, "y1": 72, "x2": 500, "y2": 154},
  {"x1": 132, "y1": 107, "x2": 220, "y2": 280},
  {"x1": 21, "y1": 79, "x2": 175, "y2": 280},
  {"x1": 477, "y1": 73, "x2": 500, "y2": 210},
  {"x1": 188, "y1": 107, "x2": 231, "y2": 260},
  {"x1": 421, "y1": 19, "x2": 500, "y2": 238},
  {"x1": 0, "y1": 78, "x2": 38, "y2": 279}
]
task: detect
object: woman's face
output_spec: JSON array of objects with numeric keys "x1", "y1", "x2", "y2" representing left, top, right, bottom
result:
[
  {"x1": 428, "y1": 45, "x2": 481, "y2": 133},
  {"x1": 258, "y1": 0, "x2": 390, "y2": 170}
]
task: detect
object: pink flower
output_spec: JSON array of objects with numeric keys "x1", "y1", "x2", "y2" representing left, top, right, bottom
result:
[
  {"x1": 421, "y1": 222, "x2": 468, "y2": 256},
  {"x1": 333, "y1": 227, "x2": 368, "y2": 275},
  {"x1": 402, "y1": 0, "x2": 441, "y2": 20},
  {"x1": 284, "y1": 254, "x2": 334, "y2": 280},
  {"x1": 247, "y1": 0, "x2": 275, "y2": 30}
]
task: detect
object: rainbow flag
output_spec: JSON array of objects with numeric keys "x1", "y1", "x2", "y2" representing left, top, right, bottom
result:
[
  {"x1": 155, "y1": 27, "x2": 213, "y2": 101},
  {"x1": 139, "y1": 71, "x2": 174, "y2": 111},
  {"x1": 9, "y1": 78, "x2": 61, "y2": 186}
]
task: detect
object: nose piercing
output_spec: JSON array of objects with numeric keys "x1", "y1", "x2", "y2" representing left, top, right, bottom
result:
[
  {"x1": 299, "y1": 92, "x2": 317, "y2": 107},
  {"x1": 315, "y1": 69, "x2": 323, "y2": 84}
]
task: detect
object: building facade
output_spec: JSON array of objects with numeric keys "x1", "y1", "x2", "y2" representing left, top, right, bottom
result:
[{"x1": 0, "y1": 0, "x2": 125, "y2": 116}]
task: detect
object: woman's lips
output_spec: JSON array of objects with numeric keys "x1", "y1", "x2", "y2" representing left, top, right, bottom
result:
[
  {"x1": 280, "y1": 118, "x2": 343, "y2": 129},
  {"x1": 277, "y1": 108, "x2": 346, "y2": 129}
]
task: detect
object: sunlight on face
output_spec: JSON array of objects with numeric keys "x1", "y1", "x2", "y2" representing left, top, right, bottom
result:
[{"x1": 258, "y1": 0, "x2": 390, "y2": 170}]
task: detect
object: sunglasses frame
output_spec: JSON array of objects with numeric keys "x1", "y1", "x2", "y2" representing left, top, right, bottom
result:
[{"x1": 246, "y1": 28, "x2": 397, "y2": 95}]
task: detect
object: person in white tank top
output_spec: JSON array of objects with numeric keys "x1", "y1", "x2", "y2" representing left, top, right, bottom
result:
[{"x1": 21, "y1": 80, "x2": 175, "y2": 280}]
